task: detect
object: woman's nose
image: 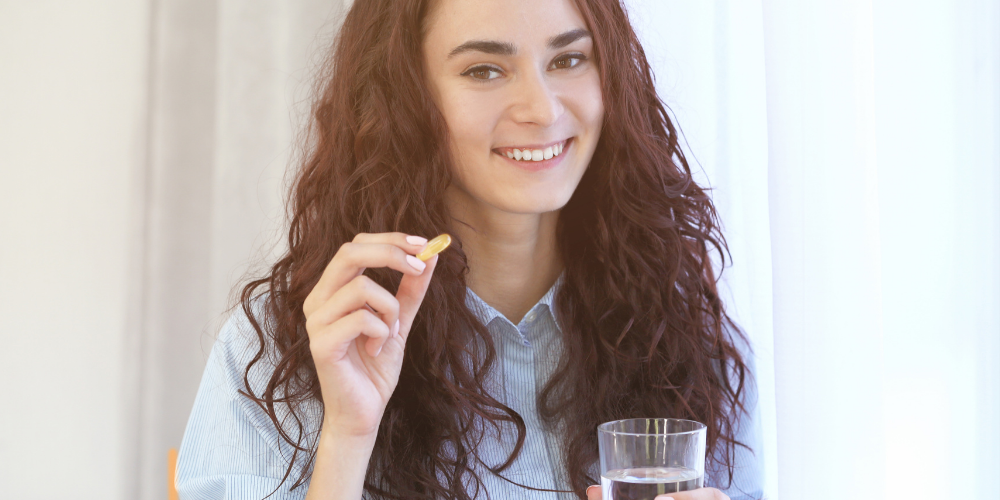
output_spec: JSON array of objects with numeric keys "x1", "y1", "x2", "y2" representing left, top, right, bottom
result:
[{"x1": 509, "y1": 69, "x2": 563, "y2": 127}]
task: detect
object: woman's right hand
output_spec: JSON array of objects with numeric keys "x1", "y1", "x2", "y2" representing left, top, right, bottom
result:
[{"x1": 302, "y1": 232, "x2": 439, "y2": 438}]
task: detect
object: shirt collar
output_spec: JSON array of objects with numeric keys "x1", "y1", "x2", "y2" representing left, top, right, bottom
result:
[{"x1": 464, "y1": 272, "x2": 565, "y2": 332}]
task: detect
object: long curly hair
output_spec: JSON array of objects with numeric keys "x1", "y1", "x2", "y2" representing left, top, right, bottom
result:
[{"x1": 237, "y1": 0, "x2": 753, "y2": 498}]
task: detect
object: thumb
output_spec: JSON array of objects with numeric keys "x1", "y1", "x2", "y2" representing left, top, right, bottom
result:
[
  {"x1": 395, "y1": 254, "x2": 438, "y2": 339},
  {"x1": 586, "y1": 485, "x2": 601, "y2": 500}
]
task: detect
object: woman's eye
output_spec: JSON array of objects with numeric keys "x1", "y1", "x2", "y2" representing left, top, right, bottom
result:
[
  {"x1": 462, "y1": 65, "x2": 503, "y2": 81},
  {"x1": 550, "y1": 54, "x2": 586, "y2": 70}
]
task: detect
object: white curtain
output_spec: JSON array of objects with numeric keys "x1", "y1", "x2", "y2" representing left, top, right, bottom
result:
[
  {"x1": 629, "y1": 0, "x2": 1000, "y2": 499},
  {"x1": 131, "y1": 0, "x2": 347, "y2": 497}
]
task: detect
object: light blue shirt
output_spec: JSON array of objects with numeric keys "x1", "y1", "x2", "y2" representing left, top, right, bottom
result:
[{"x1": 177, "y1": 276, "x2": 764, "y2": 499}]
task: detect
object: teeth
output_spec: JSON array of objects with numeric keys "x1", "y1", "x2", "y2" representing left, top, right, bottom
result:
[{"x1": 503, "y1": 141, "x2": 567, "y2": 161}]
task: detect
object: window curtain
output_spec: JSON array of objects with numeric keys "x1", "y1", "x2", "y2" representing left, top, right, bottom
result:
[
  {"x1": 131, "y1": 1, "x2": 347, "y2": 497},
  {"x1": 628, "y1": 0, "x2": 1000, "y2": 498},
  {"x1": 131, "y1": 0, "x2": 999, "y2": 498}
]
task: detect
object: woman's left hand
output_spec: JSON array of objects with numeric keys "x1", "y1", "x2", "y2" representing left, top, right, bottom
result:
[{"x1": 586, "y1": 485, "x2": 730, "y2": 500}]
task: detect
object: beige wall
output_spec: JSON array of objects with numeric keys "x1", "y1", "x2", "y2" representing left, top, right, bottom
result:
[{"x1": 0, "y1": 1, "x2": 150, "y2": 498}]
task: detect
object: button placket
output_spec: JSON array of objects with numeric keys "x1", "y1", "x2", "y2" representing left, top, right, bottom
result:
[{"x1": 517, "y1": 325, "x2": 531, "y2": 346}]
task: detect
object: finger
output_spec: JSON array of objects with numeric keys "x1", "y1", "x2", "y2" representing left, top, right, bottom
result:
[
  {"x1": 305, "y1": 275, "x2": 400, "y2": 334},
  {"x1": 654, "y1": 492, "x2": 694, "y2": 500},
  {"x1": 655, "y1": 488, "x2": 724, "y2": 500},
  {"x1": 654, "y1": 491, "x2": 686, "y2": 500},
  {"x1": 395, "y1": 254, "x2": 439, "y2": 341},
  {"x1": 305, "y1": 240, "x2": 427, "y2": 316},
  {"x1": 352, "y1": 231, "x2": 429, "y2": 253},
  {"x1": 586, "y1": 485, "x2": 601, "y2": 500},
  {"x1": 310, "y1": 309, "x2": 392, "y2": 362},
  {"x1": 328, "y1": 241, "x2": 426, "y2": 285}
]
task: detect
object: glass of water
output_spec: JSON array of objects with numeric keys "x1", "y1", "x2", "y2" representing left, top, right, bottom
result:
[{"x1": 598, "y1": 418, "x2": 707, "y2": 500}]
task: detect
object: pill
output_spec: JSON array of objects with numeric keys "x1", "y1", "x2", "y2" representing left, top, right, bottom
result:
[{"x1": 416, "y1": 233, "x2": 452, "y2": 261}]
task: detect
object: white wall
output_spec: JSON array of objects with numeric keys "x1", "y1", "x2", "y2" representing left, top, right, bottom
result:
[{"x1": 0, "y1": 1, "x2": 150, "y2": 498}]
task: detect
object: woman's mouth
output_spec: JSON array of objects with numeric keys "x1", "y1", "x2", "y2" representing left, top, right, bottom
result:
[{"x1": 493, "y1": 138, "x2": 573, "y2": 163}]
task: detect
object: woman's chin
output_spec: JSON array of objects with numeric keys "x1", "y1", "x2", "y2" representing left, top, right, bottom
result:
[
  {"x1": 490, "y1": 193, "x2": 574, "y2": 215},
  {"x1": 447, "y1": 179, "x2": 578, "y2": 217}
]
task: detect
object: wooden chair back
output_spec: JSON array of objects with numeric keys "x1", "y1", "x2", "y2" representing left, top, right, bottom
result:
[{"x1": 168, "y1": 448, "x2": 179, "y2": 500}]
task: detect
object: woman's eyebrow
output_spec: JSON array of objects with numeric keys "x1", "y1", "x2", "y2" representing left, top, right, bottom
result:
[
  {"x1": 446, "y1": 29, "x2": 593, "y2": 59},
  {"x1": 447, "y1": 40, "x2": 516, "y2": 59},
  {"x1": 547, "y1": 29, "x2": 592, "y2": 49}
]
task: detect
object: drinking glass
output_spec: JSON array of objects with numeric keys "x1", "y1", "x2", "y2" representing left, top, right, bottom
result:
[{"x1": 598, "y1": 418, "x2": 707, "y2": 500}]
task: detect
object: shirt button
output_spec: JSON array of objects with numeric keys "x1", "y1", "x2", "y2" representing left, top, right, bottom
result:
[{"x1": 526, "y1": 312, "x2": 536, "y2": 322}]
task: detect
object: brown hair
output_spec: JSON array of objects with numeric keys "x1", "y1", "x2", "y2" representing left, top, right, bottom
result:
[{"x1": 238, "y1": 0, "x2": 753, "y2": 498}]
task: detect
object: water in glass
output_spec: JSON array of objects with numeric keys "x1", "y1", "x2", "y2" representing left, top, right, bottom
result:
[{"x1": 600, "y1": 466, "x2": 703, "y2": 500}]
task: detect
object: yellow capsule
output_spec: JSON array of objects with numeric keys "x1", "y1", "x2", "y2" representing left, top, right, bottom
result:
[{"x1": 416, "y1": 233, "x2": 452, "y2": 261}]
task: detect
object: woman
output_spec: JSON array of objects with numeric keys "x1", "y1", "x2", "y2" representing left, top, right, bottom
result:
[{"x1": 177, "y1": 0, "x2": 763, "y2": 498}]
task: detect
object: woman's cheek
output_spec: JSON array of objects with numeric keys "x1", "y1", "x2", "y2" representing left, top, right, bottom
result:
[{"x1": 577, "y1": 78, "x2": 604, "y2": 132}]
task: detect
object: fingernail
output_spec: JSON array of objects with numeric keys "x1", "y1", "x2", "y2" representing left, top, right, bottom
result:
[
  {"x1": 406, "y1": 254, "x2": 426, "y2": 272},
  {"x1": 392, "y1": 319, "x2": 399, "y2": 337},
  {"x1": 405, "y1": 235, "x2": 428, "y2": 246},
  {"x1": 586, "y1": 485, "x2": 597, "y2": 496},
  {"x1": 375, "y1": 344, "x2": 382, "y2": 356}
]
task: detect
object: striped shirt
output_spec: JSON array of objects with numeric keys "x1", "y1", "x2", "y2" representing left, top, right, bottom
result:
[{"x1": 177, "y1": 276, "x2": 764, "y2": 499}]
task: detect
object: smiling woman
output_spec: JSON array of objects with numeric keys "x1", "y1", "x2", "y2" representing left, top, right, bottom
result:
[{"x1": 175, "y1": 0, "x2": 762, "y2": 499}]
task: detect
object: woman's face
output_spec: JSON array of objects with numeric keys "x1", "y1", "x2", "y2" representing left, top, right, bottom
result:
[{"x1": 422, "y1": 0, "x2": 604, "y2": 217}]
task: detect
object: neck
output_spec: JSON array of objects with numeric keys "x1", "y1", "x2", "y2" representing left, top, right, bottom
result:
[{"x1": 445, "y1": 186, "x2": 563, "y2": 325}]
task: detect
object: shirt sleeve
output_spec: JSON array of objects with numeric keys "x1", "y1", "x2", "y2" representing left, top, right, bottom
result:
[
  {"x1": 704, "y1": 326, "x2": 765, "y2": 500},
  {"x1": 176, "y1": 304, "x2": 314, "y2": 500}
]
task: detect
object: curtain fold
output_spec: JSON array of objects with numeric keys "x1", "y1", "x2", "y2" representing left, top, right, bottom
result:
[
  {"x1": 761, "y1": 1, "x2": 888, "y2": 497},
  {"x1": 134, "y1": 1, "x2": 345, "y2": 497},
  {"x1": 626, "y1": 1, "x2": 780, "y2": 497},
  {"x1": 632, "y1": 1, "x2": 999, "y2": 498},
  {"x1": 762, "y1": 0, "x2": 999, "y2": 497}
]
